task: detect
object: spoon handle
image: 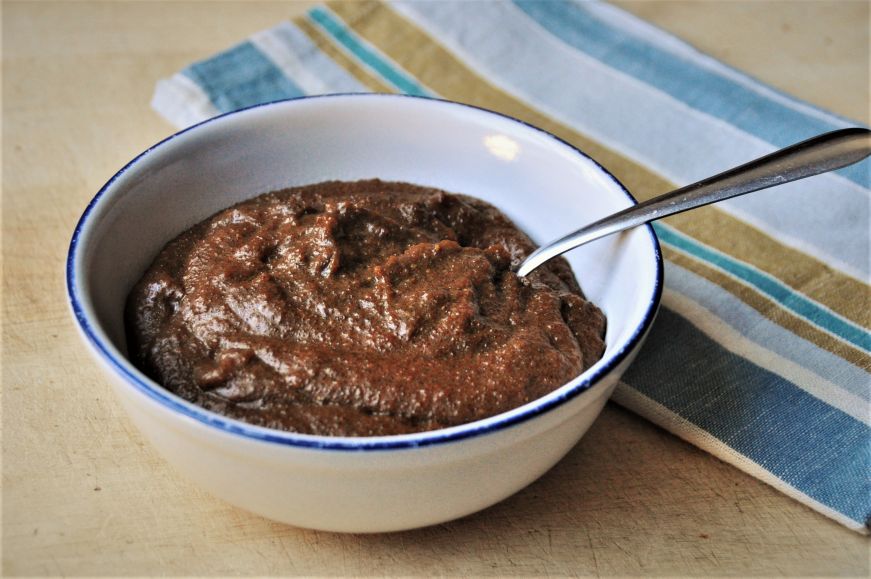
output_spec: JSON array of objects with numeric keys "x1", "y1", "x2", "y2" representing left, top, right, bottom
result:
[{"x1": 517, "y1": 127, "x2": 871, "y2": 278}]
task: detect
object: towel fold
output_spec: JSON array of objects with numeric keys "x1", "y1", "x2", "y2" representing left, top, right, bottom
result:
[{"x1": 152, "y1": 0, "x2": 871, "y2": 533}]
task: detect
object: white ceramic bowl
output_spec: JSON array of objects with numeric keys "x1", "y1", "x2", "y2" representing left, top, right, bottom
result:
[{"x1": 67, "y1": 94, "x2": 662, "y2": 533}]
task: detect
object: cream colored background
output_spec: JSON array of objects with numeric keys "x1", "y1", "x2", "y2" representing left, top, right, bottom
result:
[{"x1": 3, "y1": 1, "x2": 869, "y2": 576}]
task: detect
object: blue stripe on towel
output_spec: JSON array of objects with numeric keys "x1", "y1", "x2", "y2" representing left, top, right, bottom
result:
[
  {"x1": 183, "y1": 41, "x2": 304, "y2": 113},
  {"x1": 623, "y1": 306, "x2": 871, "y2": 526},
  {"x1": 512, "y1": 0, "x2": 869, "y2": 188}
]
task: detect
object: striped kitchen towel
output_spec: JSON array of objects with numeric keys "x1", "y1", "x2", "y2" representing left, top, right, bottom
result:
[{"x1": 152, "y1": 0, "x2": 871, "y2": 533}]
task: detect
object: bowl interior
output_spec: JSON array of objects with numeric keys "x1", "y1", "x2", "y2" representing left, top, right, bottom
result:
[{"x1": 72, "y1": 95, "x2": 659, "y2": 436}]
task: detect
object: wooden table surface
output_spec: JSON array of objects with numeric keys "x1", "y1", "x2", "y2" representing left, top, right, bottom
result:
[{"x1": 4, "y1": 1, "x2": 869, "y2": 576}]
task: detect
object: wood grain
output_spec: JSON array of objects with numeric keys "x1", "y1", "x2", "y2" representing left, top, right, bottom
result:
[{"x1": 3, "y1": 1, "x2": 869, "y2": 576}]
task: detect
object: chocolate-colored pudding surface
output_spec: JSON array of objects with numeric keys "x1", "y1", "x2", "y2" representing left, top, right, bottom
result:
[{"x1": 126, "y1": 180, "x2": 606, "y2": 436}]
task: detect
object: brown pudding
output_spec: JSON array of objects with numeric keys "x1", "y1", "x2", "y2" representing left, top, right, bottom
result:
[{"x1": 125, "y1": 180, "x2": 606, "y2": 436}]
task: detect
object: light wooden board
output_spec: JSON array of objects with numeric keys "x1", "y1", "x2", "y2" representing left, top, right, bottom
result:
[{"x1": 3, "y1": 1, "x2": 869, "y2": 576}]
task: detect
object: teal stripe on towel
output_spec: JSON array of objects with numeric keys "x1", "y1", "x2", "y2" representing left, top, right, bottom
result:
[
  {"x1": 655, "y1": 223, "x2": 871, "y2": 353},
  {"x1": 512, "y1": 0, "x2": 869, "y2": 188},
  {"x1": 308, "y1": 6, "x2": 431, "y2": 97},
  {"x1": 183, "y1": 41, "x2": 304, "y2": 113}
]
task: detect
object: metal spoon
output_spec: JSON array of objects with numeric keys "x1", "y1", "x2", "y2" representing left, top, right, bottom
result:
[{"x1": 517, "y1": 127, "x2": 871, "y2": 277}]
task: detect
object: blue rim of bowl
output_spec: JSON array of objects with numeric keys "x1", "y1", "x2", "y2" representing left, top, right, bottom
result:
[{"x1": 66, "y1": 93, "x2": 663, "y2": 451}]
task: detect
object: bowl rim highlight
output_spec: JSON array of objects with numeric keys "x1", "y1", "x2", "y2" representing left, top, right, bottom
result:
[{"x1": 66, "y1": 93, "x2": 663, "y2": 452}]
